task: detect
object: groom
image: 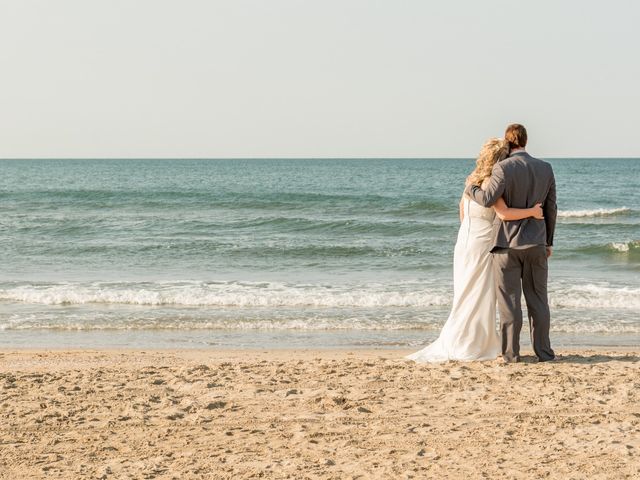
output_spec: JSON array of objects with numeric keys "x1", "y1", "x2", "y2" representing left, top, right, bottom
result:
[{"x1": 466, "y1": 124, "x2": 557, "y2": 363}]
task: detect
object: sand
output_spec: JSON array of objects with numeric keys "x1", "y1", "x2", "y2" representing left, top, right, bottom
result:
[{"x1": 0, "y1": 348, "x2": 638, "y2": 479}]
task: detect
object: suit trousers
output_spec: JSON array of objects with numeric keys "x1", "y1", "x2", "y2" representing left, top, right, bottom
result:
[{"x1": 492, "y1": 245, "x2": 555, "y2": 362}]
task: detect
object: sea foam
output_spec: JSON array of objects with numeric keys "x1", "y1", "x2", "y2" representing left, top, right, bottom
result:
[
  {"x1": 607, "y1": 240, "x2": 640, "y2": 253},
  {"x1": 1, "y1": 281, "x2": 639, "y2": 310},
  {"x1": 0, "y1": 281, "x2": 451, "y2": 308},
  {"x1": 558, "y1": 207, "x2": 630, "y2": 218},
  {"x1": 549, "y1": 284, "x2": 640, "y2": 309}
]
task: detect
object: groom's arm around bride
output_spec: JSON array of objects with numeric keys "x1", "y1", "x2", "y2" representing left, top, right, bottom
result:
[{"x1": 464, "y1": 142, "x2": 557, "y2": 254}]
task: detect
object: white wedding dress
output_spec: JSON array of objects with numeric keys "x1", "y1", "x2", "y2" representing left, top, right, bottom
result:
[{"x1": 407, "y1": 198, "x2": 501, "y2": 362}]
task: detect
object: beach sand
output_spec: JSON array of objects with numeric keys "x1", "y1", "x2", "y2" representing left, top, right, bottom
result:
[{"x1": 0, "y1": 349, "x2": 638, "y2": 479}]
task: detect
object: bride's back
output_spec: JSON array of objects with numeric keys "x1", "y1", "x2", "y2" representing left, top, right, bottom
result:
[{"x1": 465, "y1": 198, "x2": 495, "y2": 222}]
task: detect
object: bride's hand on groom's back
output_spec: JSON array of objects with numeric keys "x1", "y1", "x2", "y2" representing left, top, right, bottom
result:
[{"x1": 531, "y1": 203, "x2": 544, "y2": 219}]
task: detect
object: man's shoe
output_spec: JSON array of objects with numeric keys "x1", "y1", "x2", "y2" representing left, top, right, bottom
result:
[{"x1": 538, "y1": 354, "x2": 561, "y2": 363}]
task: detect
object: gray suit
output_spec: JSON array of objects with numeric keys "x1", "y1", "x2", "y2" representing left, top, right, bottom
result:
[{"x1": 465, "y1": 151, "x2": 556, "y2": 362}]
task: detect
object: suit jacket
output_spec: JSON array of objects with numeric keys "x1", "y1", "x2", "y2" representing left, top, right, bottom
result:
[{"x1": 465, "y1": 151, "x2": 557, "y2": 250}]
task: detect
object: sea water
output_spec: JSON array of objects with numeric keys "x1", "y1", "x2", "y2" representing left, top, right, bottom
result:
[{"x1": 0, "y1": 158, "x2": 638, "y2": 349}]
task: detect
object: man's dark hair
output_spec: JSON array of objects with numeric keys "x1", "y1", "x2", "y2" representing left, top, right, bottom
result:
[{"x1": 505, "y1": 124, "x2": 528, "y2": 149}]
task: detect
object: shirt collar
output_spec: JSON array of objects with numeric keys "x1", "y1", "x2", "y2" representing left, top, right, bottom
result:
[{"x1": 510, "y1": 148, "x2": 526, "y2": 155}]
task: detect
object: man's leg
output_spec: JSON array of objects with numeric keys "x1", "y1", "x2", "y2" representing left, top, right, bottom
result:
[
  {"x1": 493, "y1": 248, "x2": 523, "y2": 362},
  {"x1": 522, "y1": 245, "x2": 555, "y2": 361}
]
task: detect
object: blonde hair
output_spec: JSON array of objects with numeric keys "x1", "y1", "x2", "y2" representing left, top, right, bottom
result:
[{"x1": 466, "y1": 138, "x2": 510, "y2": 186}]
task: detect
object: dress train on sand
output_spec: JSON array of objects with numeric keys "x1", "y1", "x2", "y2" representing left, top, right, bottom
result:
[{"x1": 407, "y1": 198, "x2": 500, "y2": 362}]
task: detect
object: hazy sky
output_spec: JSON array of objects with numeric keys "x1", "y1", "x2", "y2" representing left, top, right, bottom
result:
[{"x1": 1, "y1": 0, "x2": 638, "y2": 158}]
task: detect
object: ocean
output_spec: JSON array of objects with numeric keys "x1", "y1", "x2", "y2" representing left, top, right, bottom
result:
[{"x1": 1, "y1": 158, "x2": 638, "y2": 349}]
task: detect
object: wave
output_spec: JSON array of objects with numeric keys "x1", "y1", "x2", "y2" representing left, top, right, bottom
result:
[
  {"x1": 607, "y1": 241, "x2": 640, "y2": 253},
  {"x1": 226, "y1": 216, "x2": 436, "y2": 235},
  {"x1": 0, "y1": 281, "x2": 451, "y2": 308},
  {"x1": 0, "y1": 316, "x2": 440, "y2": 332},
  {"x1": 572, "y1": 240, "x2": 640, "y2": 255},
  {"x1": 9, "y1": 189, "x2": 401, "y2": 208},
  {"x1": 558, "y1": 207, "x2": 631, "y2": 218},
  {"x1": 0, "y1": 281, "x2": 637, "y2": 335},
  {"x1": 1, "y1": 281, "x2": 639, "y2": 310},
  {"x1": 550, "y1": 322, "x2": 640, "y2": 334},
  {"x1": 7, "y1": 188, "x2": 459, "y2": 220},
  {"x1": 2, "y1": 319, "x2": 637, "y2": 334},
  {"x1": 386, "y1": 200, "x2": 454, "y2": 217},
  {"x1": 549, "y1": 284, "x2": 640, "y2": 309}
]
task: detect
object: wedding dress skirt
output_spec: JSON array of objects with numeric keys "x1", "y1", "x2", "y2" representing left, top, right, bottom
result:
[{"x1": 407, "y1": 198, "x2": 500, "y2": 362}]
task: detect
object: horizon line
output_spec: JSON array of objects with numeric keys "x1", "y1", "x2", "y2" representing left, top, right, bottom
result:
[{"x1": 2, "y1": 156, "x2": 640, "y2": 161}]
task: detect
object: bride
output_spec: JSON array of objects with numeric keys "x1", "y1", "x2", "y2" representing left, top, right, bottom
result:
[{"x1": 407, "y1": 138, "x2": 543, "y2": 362}]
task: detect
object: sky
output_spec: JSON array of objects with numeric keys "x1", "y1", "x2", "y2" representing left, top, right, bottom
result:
[{"x1": 1, "y1": 0, "x2": 638, "y2": 158}]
